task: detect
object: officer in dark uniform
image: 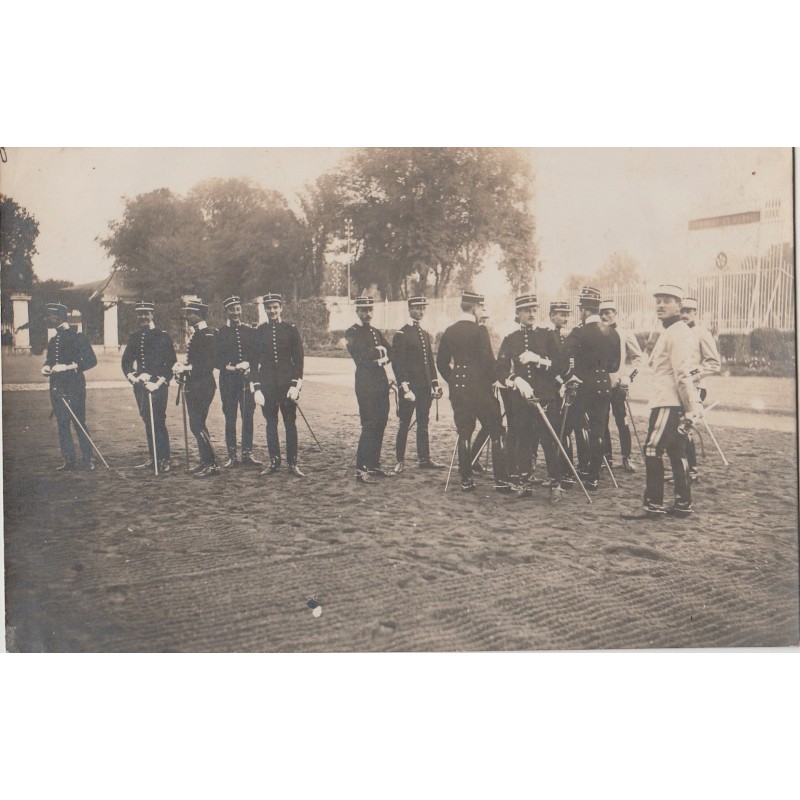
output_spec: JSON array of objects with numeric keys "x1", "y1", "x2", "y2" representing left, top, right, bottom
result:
[
  {"x1": 251, "y1": 292, "x2": 305, "y2": 477},
  {"x1": 436, "y1": 291, "x2": 511, "y2": 493},
  {"x1": 391, "y1": 295, "x2": 445, "y2": 474},
  {"x1": 41, "y1": 302, "x2": 98, "y2": 471},
  {"x1": 345, "y1": 296, "x2": 396, "y2": 483},
  {"x1": 546, "y1": 300, "x2": 574, "y2": 478},
  {"x1": 561, "y1": 287, "x2": 621, "y2": 491},
  {"x1": 121, "y1": 301, "x2": 177, "y2": 472},
  {"x1": 496, "y1": 294, "x2": 566, "y2": 499},
  {"x1": 215, "y1": 296, "x2": 262, "y2": 468},
  {"x1": 172, "y1": 299, "x2": 219, "y2": 478}
]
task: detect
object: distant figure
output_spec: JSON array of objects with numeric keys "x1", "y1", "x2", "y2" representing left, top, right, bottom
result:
[{"x1": 41, "y1": 302, "x2": 97, "y2": 471}]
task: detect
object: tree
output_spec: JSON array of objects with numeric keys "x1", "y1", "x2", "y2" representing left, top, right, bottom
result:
[
  {"x1": 98, "y1": 188, "x2": 206, "y2": 300},
  {"x1": 560, "y1": 273, "x2": 595, "y2": 293},
  {"x1": 188, "y1": 178, "x2": 308, "y2": 300},
  {"x1": 595, "y1": 251, "x2": 642, "y2": 289},
  {"x1": 1, "y1": 195, "x2": 40, "y2": 324},
  {"x1": 304, "y1": 148, "x2": 540, "y2": 299}
]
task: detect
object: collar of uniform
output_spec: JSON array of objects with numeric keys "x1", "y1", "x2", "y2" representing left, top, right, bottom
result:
[
  {"x1": 409, "y1": 318, "x2": 420, "y2": 326},
  {"x1": 686, "y1": 320, "x2": 696, "y2": 328},
  {"x1": 227, "y1": 319, "x2": 241, "y2": 328},
  {"x1": 608, "y1": 322, "x2": 617, "y2": 329},
  {"x1": 143, "y1": 322, "x2": 155, "y2": 330},
  {"x1": 194, "y1": 321, "x2": 208, "y2": 331},
  {"x1": 662, "y1": 315, "x2": 682, "y2": 329},
  {"x1": 459, "y1": 312, "x2": 476, "y2": 322},
  {"x1": 585, "y1": 314, "x2": 601, "y2": 324}
]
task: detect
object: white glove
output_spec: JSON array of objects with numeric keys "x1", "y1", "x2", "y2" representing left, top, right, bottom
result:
[
  {"x1": 137, "y1": 372, "x2": 152, "y2": 383},
  {"x1": 41, "y1": 364, "x2": 52, "y2": 376},
  {"x1": 537, "y1": 356, "x2": 552, "y2": 370},
  {"x1": 403, "y1": 387, "x2": 416, "y2": 403},
  {"x1": 236, "y1": 361, "x2": 250, "y2": 371},
  {"x1": 617, "y1": 376, "x2": 630, "y2": 390},
  {"x1": 254, "y1": 390, "x2": 266, "y2": 407},
  {"x1": 50, "y1": 363, "x2": 71, "y2": 373},
  {"x1": 518, "y1": 350, "x2": 540, "y2": 365},
  {"x1": 144, "y1": 380, "x2": 161, "y2": 393},
  {"x1": 225, "y1": 364, "x2": 238, "y2": 372},
  {"x1": 491, "y1": 380, "x2": 505, "y2": 390},
  {"x1": 287, "y1": 386, "x2": 300, "y2": 402},
  {"x1": 513, "y1": 376, "x2": 534, "y2": 399}
]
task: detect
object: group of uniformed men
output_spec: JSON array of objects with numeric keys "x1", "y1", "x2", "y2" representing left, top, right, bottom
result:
[{"x1": 43, "y1": 280, "x2": 720, "y2": 518}]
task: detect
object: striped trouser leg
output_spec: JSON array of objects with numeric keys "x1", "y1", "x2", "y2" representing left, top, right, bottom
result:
[{"x1": 643, "y1": 407, "x2": 672, "y2": 508}]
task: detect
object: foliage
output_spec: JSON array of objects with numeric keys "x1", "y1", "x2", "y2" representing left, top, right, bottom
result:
[
  {"x1": 749, "y1": 327, "x2": 795, "y2": 362},
  {"x1": 302, "y1": 148, "x2": 539, "y2": 299},
  {"x1": 1, "y1": 195, "x2": 40, "y2": 324},
  {"x1": 98, "y1": 180, "x2": 309, "y2": 303},
  {"x1": 595, "y1": 251, "x2": 642, "y2": 288}
]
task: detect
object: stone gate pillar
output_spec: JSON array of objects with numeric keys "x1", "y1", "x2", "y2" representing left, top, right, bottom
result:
[
  {"x1": 103, "y1": 297, "x2": 119, "y2": 353},
  {"x1": 10, "y1": 294, "x2": 32, "y2": 352}
]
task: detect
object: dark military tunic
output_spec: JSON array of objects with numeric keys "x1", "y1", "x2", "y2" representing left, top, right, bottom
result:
[
  {"x1": 215, "y1": 321, "x2": 258, "y2": 456},
  {"x1": 252, "y1": 320, "x2": 305, "y2": 464},
  {"x1": 345, "y1": 322, "x2": 392, "y2": 471},
  {"x1": 392, "y1": 320, "x2": 438, "y2": 463},
  {"x1": 45, "y1": 324, "x2": 97, "y2": 464},
  {"x1": 496, "y1": 324, "x2": 565, "y2": 481},
  {"x1": 562, "y1": 317, "x2": 621, "y2": 483},
  {"x1": 184, "y1": 323, "x2": 218, "y2": 465},
  {"x1": 121, "y1": 325, "x2": 177, "y2": 463},
  {"x1": 436, "y1": 317, "x2": 508, "y2": 483}
]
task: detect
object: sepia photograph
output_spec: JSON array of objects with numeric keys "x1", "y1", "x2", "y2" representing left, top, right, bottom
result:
[{"x1": 2, "y1": 146, "x2": 797, "y2": 653}]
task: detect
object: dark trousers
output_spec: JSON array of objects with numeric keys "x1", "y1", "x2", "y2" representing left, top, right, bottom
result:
[
  {"x1": 262, "y1": 383, "x2": 298, "y2": 464},
  {"x1": 395, "y1": 383, "x2": 432, "y2": 462},
  {"x1": 573, "y1": 389, "x2": 611, "y2": 482},
  {"x1": 134, "y1": 383, "x2": 170, "y2": 462},
  {"x1": 644, "y1": 406, "x2": 691, "y2": 509},
  {"x1": 604, "y1": 386, "x2": 632, "y2": 461},
  {"x1": 220, "y1": 370, "x2": 255, "y2": 455},
  {"x1": 507, "y1": 395, "x2": 562, "y2": 481},
  {"x1": 186, "y1": 378, "x2": 216, "y2": 465},
  {"x1": 355, "y1": 383, "x2": 389, "y2": 470},
  {"x1": 50, "y1": 373, "x2": 92, "y2": 463},
  {"x1": 452, "y1": 391, "x2": 508, "y2": 483}
]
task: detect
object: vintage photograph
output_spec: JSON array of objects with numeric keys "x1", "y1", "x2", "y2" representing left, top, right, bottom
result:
[{"x1": 2, "y1": 147, "x2": 798, "y2": 652}]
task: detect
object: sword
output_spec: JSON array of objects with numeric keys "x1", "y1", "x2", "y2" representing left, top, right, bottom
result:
[
  {"x1": 527, "y1": 398, "x2": 592, "y2": 504},
  {"x1": 444, "y1": 436, "x2": 459, "y2": 493},
  {"x1": 148, "y1": 391, "x2": 159, "y2": 476},
  {"x1": 582, "y1": 411, "x2": 619, "y2": 489},
  {"x1": 624, "y1": 395, "x2": 645, "y2": 459},
  {"x1": 699, "y1": 415, "x2": 729, "y2": 466},
  {"x1": 179, "y1": 378, "x2": 190, "y2": 471},
  {"x1": 294, "y1": 400, "x2": 324, "y2": 452},
  {"x1": 58, "y1": 395, "x2": 110, "y2": 469}
]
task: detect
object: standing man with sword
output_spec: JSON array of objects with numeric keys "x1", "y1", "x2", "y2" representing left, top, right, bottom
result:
[
  {"x1": 172, "y1": 299, "x2": 220, "y2": 478},
  {"x1": 121, "y1": 301, "x2": 177, "y2": 474},
  {"x1": 215, "y1": 296, "x2": 262, "y2": 469},
  {"x1": 250, "y1": 292, "x2": 306, "y2": 477},
  {"x1": 391, "y1": 295, "x2": 445, "y2": 474},
  {"x1": 41, "y1": 302, "x2": 99, "y2": 471}
]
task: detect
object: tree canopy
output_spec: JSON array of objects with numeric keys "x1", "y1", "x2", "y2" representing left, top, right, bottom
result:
[
  {"x1": 302, "y1": 148, "x2": 539, "y2": 299},
  {"x1": 1, "y1": 194, "x2": 40, "y2": 323}
]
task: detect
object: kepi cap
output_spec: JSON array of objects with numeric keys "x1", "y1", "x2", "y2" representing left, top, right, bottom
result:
[
  {"x1": 407, "y1": 296, "x2": 428, "y2": 308},
  {"x1": 355, "y1": 297, "x2": 374, "y2": 309},
  {"x1": 262, "y1": 293, "x2": 282, "y2": 305},
  {"x1": 515, "y1": 293, "x2": 538, "y2": 310},
  {"x1": 45, "y1": 302, "x2": 69, "y2": 317},
  {"x1": 223, "y1": 295, "x2": 242, "y2": 309},
  {"x1": 653, "y1": 284, "x2": 684, "y2": 301},
  {"x1": 680, "y1": 297, "x2": 698, "y2": 311},
  {"x1": 549, "y1": 301, "x2": 571, "y2": 314},
  {"x1": 461, "y1": 290, "x2": 484, "y2": 305},
  {"x1": 183, "y1": 299, "x2": 209, "y2": 316},
  {"x1": 599, "y1": 300, "x2": 616, "y2": 312},
  {"x1": 135, "y1": 301, "x2": 155, "y2": 314}
]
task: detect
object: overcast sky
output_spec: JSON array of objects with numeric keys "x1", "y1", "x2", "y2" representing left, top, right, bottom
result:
[{"x1": 1, "y1": 147, "x2": 792, "y2": 295}]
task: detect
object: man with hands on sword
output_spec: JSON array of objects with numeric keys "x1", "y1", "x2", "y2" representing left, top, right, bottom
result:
[
  {"x1": 345, "y1": 296, "x2": 397, "y2": 484},
  {"x1": 172, "y1": 299, "x2": 220, "y2": 478},
  {"x1": 121, "y1": 301, "x2": 177, "y2": 472},
  {"x1": 250, "y1": 293, "x2": 306, "y2": 477},
  {"x1": 215, "y1": 296, "x2": 262, "y2": 469},
  {"x1": 391, "y1": 295, "x2": 445, "y2": 474},
  {"x1": 621, "y1": 285, "x2": 704, "y2": 520},
  {"x1": 41, "y1": 302, "x2": 98, "y2": 471},
  {"x1": 496, "y1": 293, "x2": 567, "y2": 500}
]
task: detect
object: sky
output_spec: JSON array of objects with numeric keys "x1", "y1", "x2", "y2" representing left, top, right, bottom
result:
[{"x1": 1, "y1": 147, "x2": 792, "y2": 294}]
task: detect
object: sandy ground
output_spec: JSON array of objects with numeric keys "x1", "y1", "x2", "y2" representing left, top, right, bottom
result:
[{"x1": 2, "y1": 354, "x2": 799, "y2": 652}]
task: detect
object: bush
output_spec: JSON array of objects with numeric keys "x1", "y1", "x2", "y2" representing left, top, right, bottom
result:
[
  {"x1": 718, "y1": 333, "x2": 751, "y2": 363},
  {"x1": 282, "y1": 297, "x2": 330, "y2": 348},
  {"x1": 750, "y1": 327, "x2": 795, "y2": 362}
]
